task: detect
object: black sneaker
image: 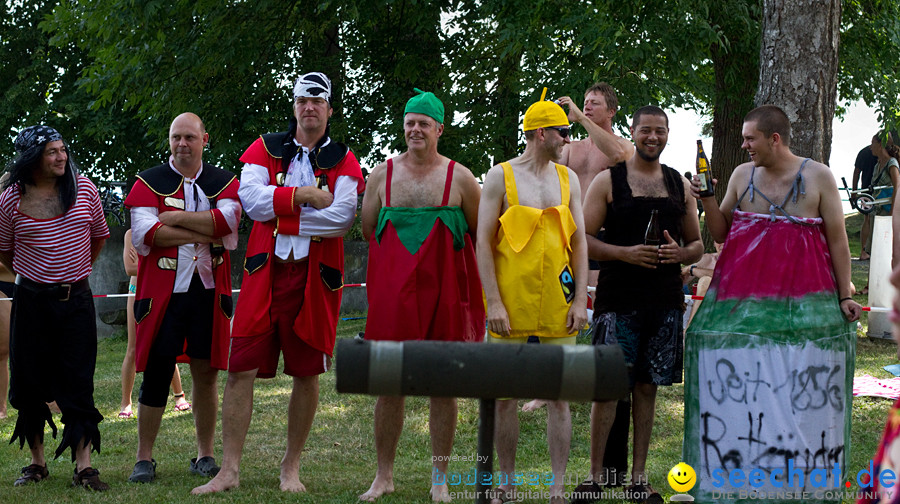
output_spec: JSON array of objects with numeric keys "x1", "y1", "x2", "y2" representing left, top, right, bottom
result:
[{"x1": 128, "y1": 459, "x2": 157, "y2": 483}]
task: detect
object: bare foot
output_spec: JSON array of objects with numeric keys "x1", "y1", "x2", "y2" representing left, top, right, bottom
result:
[
  {"x1": 521, "y1": 399, "x2": 546, "y2": 412},
  {"x1": 549, "y1": 486, "x2": 566, "y2": 503},
  {"x1": 0, "y1": 408, "x2": 7, "y2": 419},
  {"x1": 431, "y1": 482, "x2": 451, "y2": 502},
  {"x1": 360, "y1": 476, "x2": 395, "y2": 501},
  {"x1": 191, "y1": 470, "x2": 239, "y2": 494},
  {"x1": 279, "y1": 475, "x2": 307, "y2": 492},
  {"x1": 489, "y1": 486, "x2": 516, "y2": 504},
  {"x1": 279, "y1": 463, "x2": 307, "y2": 492}
]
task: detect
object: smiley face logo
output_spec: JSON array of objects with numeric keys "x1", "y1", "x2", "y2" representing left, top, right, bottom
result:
[{"x1": 667, "y1": 462, "x2": 696, "y2": 492}]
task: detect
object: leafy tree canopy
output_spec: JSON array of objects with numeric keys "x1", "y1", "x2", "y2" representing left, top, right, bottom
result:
[{"x1": 0, "y1": 0, "x2": 898, "y2": 183}]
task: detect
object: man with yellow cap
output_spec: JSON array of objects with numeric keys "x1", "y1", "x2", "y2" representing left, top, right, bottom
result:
[
  {"x1": 359, "y1": 89, "x2": 484, "y2": 502},
  {"x1": 476, "y1": 88, "x2": 589, "y2": 504}
]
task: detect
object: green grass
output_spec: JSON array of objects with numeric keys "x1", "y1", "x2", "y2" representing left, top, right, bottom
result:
[{"x1": 0, "y1": 233, "x2": 897, "y2": 503}]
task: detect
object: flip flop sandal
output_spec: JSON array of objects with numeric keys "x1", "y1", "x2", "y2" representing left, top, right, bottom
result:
[
  {"x1": 172, "y1": 393, "x2": 192, "y2": 412},
  {"x1": 173, "y1": 401, "x2": 192, "y2": 412}
]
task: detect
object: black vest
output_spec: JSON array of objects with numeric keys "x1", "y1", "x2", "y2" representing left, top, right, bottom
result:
[{"x1": 594, "y1": 162, "x2": 686, "y2": 312}]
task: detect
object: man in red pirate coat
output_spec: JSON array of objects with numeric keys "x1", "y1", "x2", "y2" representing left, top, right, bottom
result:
[
  {"x1": 124, "y1": 113, "x2": 241, "y2": 484},
  {"x1": 193, "y1": 72, "x2": 363, "y2": 495}
]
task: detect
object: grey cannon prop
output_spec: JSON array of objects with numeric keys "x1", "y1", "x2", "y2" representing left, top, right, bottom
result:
[{"x1": 335, "y1": 338, "x2": 629, "y2": 503}]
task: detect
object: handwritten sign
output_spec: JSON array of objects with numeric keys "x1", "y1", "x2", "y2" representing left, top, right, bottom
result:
[{"x1": 695, "y1": 344, "x2": 846, "y2": 495}]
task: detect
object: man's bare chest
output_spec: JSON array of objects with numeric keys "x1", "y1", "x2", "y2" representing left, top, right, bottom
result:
[
  {"x1": 512, "y1": 173, "x2": 562, "y2": 209},
  {"x1": 570, "y1": 142, "x2": 612, "y2": 170},
  {"x1": 627, "y1": 173, "x2": 668, "y2": 198},
  {"x1": 388, "y1": 170, "x2": 449, "y2": 208},
  {"x1": 19, "y1": 191, "x2": 62, "y2": 219}
]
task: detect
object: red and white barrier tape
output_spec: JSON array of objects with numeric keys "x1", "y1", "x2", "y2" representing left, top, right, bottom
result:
[{"x1": 0, "y1": 283, "x2": 886, "y2": 312}]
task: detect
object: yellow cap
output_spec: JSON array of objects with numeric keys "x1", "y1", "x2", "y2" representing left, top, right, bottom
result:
[{"x1": 523, "y1": 87, "x2": 568, "y2": 131}]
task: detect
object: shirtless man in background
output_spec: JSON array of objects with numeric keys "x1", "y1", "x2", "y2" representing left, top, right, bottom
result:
[{"x1": 557, "y1": 82, "x2": 634, "y2": 196}]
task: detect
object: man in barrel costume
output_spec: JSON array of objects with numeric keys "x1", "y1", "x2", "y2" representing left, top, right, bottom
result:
[{"x1": 683, "y1": 105, "x2": 861, "y2": 503}]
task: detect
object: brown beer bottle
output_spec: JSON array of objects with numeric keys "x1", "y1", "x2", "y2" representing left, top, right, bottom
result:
[
  {"x1": 696, "y1": 139, "x2": 714, "y2": 197},
  {"x1": 644, "y1": 209, "x2": 661, "y2": 245}
]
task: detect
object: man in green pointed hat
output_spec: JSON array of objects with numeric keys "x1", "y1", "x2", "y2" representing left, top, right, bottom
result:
[{"x1": 359, "y1": 88, "x2": 485, "y2": 501}]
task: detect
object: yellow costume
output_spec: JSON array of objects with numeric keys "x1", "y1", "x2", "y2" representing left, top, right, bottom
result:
[{"x1": 491, "y1": 162, "x2": 576, "y2": 338}]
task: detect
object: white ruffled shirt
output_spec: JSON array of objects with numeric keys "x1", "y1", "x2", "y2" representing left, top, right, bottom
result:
[
  {"x1": 131, "y1": 161, "x2": 241, "y2": 293},
  {"x1": 238, "y1": 138, "x2": 356, "y2": 260}
]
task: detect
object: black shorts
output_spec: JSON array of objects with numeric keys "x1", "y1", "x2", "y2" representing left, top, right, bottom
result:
[
  {"x1": 151, "y1": 275, "x2": 214, "y2": 359},
  {"x1": 8, "y1": 279, "x2": 103, "y2": 456},
  {"x1": 139, "y1": 276, "x2": 215, "y2": 407},
  {"x1": 592, "y1": 307, "x2": 684, "y2": 387}
]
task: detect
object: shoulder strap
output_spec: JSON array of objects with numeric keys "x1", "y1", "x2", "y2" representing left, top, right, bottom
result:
[
  {"x1": 872, "y1": 158, "x2": 893, "y2": 188},
  {"x1": 555, "y1": 163, "x2": 570, "y2": 206},
  {"x1": 782, "y1": 158, "x2": 809, "y2": 207},
  {"x1": 385, "y1": 158, "x2": 394, "y2": 207},
  {"x1": 501, "y1": 162, "x2": 518, "y2": 206},
  {"x1": 662, "y1": 165, "x2": 686, "y2": 212},
  {"x1": 608, "y1": 163, "x2": 630, "y2": 211},
  {"x1": 441, "y1": 160, "x2": 456, "y2": 206},
  {"x1": 736, "y1": 165, "x2": 756, "y2": 207}
]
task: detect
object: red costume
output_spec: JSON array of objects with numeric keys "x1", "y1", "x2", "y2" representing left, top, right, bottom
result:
[
  {"x1": 365, "y1": 159, "x2": 484, "y2": 342},
  {"x1": 124, "y1": 163, "x2": 239, "y2": 372},
  {"x1": 232, "y1": 133, "x2": 364, "y2": 356}
]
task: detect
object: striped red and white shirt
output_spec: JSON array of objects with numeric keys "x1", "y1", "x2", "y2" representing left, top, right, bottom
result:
[{"x1": 0, "y1": 175, "x2": 110, "y2": 283}]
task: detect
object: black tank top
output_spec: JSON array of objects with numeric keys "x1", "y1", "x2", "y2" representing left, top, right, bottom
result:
[{"x1": 594, "y1": 162, "x2": 686, "y2": 311}]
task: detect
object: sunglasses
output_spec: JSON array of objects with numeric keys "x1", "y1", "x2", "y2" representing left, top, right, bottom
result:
[{"x1": 545, "y1": 126, "x2": 570, "y2": 139}]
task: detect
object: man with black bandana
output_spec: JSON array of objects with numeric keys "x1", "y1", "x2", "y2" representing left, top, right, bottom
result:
[
  {"x1": 124, "y1": 112, "x2": 241, "y2": 484},
  {"x1": 193, "y1": 71, "x2": 364, "y2": 494},
  {"x1": 0, "y1": 125, "x2": 110, "y2": 490}
]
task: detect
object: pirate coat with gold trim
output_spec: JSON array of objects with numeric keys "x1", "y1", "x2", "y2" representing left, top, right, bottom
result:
[
  {"x1": 124, "y1": 162, "x2": 240, "y2": 372},
  {"x1": 231, "y1": 133, "x2": 364, "y2": 356}
]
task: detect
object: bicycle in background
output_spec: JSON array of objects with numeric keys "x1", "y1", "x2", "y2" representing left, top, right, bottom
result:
[{"x1": 100, "y1": 180, "x2": 127, "y2": 226}]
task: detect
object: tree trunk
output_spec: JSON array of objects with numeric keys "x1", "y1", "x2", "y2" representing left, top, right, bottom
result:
[
  {"x1": 496, "y1": 48, "x2": 524, "y2": 162},
  {"x1": 705, "y1": 2, "x2": 759, "y2": 250},
  {"x1": 756, "y1": 0, "x2": 841, "y2": 164}
]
